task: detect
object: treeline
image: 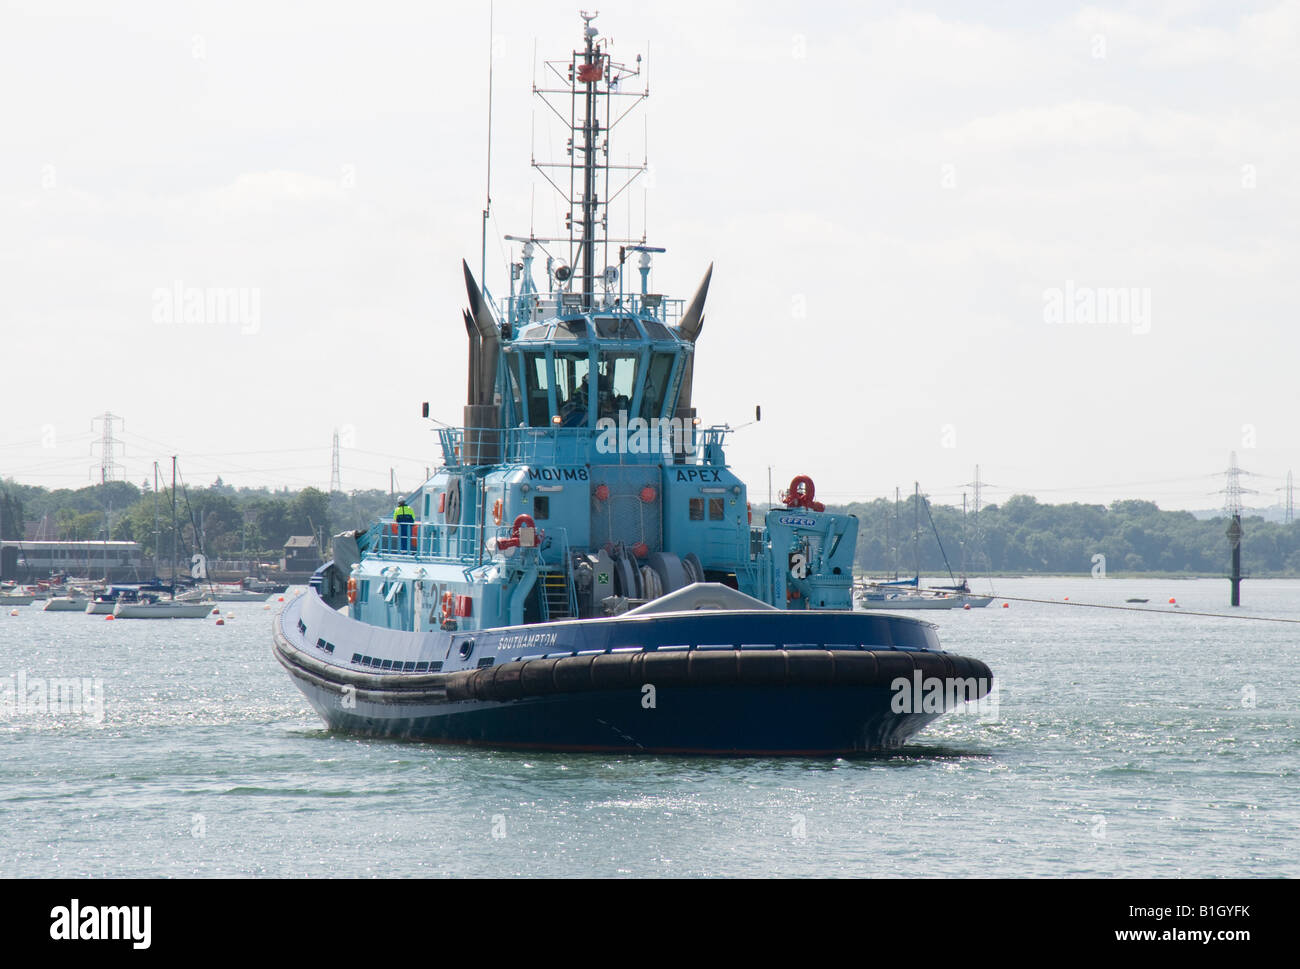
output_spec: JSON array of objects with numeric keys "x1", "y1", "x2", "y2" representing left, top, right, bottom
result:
[
  {"x1": 836, "y1": 494, "x2": 1300, "y2": 577},
  {"x1": 0, "y1": 478, "x2": 400, "y2": 562},
  {"x1": 5, "y1": 479, "x2": 1297, "y2": 576}
]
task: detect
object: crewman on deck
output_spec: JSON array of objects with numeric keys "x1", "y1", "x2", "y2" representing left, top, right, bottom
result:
[{"x1": 393, "y1": 498, "x2": 416, "y2": 551}]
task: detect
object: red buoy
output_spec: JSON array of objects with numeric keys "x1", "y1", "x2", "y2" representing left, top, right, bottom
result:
[
  {"x1": 1002, "y1": 602, "x2": 1009, "y2": 609},
  {"x1": 1168, "y1": 597, "x2": 1176, "y2": 605}
]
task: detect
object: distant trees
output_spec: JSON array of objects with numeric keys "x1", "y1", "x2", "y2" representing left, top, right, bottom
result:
[
  {"x1": 0, "y1": 489, "x2": 23, "y2": 540},
  {"x1": 0, "y1": 477, "x2": 399, "y2": 564},
  {"x1": 840, "y1": 492, "x2": 1300, "y2": 576}
]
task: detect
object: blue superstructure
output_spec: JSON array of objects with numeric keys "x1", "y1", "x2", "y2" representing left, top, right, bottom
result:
[{"x1": 274, "y1": 13, "x2": 991, "y2": 754}]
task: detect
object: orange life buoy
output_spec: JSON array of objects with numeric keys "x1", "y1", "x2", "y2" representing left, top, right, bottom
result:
[
  {"x1": 347, "y1": 576, "x2": 358, "y2": 605},
  {"x1": 492, "y1": 499, "x2": 503, "y2": 525},
  {"x1": 441, "y1": 590, "x2": 454, "y2": 622},
  {"x1": 497, "y1": 514, "x2": 537, "y2": 550}
]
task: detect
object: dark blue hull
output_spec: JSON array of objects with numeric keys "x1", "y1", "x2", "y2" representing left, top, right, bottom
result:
[
  {"x1": 304, "y1": 686, "x2": 942, "y2": 755},
  {"x1": 273, "y1": 588, "x2": 992, "y2": 756}
]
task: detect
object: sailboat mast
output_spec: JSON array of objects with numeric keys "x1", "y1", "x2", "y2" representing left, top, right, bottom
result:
[
  {"x1": 961, "y1": 492, "x2": 967, "y2": 579},
  {"x1": 913, "y1": 482, "x2": 920, "y2": 583},
  {"x1": 893, "y1": 486, "x2": 900, "y2": 580},
  {"x1": 170, "y1": 456, "x2": 178, "y2": 591}
]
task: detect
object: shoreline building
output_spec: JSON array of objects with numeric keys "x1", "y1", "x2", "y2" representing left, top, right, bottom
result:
[{"x1": 0, "y1": 540, "x2": 145, "y2": 582}]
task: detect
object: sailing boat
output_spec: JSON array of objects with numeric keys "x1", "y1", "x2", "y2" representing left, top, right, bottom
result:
[
  {"x1": 856, "y1": 484, "x2": 992, "y2": 610},
  {"x1": 112, "y1": 459, "x2": 214, "y2": 619}
]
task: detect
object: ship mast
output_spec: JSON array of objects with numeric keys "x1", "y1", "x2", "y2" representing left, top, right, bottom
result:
[
  {"x1": 523, "y1": 12, "x2": 647, "y2": 315},
  {"x1": 579, "y1": 11, "x2": 599, "y2": 305}
]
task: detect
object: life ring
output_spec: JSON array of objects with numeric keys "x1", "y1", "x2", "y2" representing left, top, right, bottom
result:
[
  {"x1": 492, "y1": 499, "x2": 503, "y2": 525},
  {"x1": 497, "y1": 514, "x2": 537, "y2": 550},
  {"x1": 346, "y1": 577, "x2": 358, "y2": 605},
  {"x1": 441, "y1": 590, "x2": 454, "y2": 623}
]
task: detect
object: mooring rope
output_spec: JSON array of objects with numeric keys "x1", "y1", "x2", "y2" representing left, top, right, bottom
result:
[{"x1": 986, "y1": 594, "x2": 1300, "y2": 624}]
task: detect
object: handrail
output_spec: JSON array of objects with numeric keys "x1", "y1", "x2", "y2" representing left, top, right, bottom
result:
[{"x1": 500, "y1": 291, "x2": 686, "y2": 328}]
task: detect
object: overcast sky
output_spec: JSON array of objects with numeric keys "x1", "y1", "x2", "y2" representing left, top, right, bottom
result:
[{"x1": 2, "y1": 1, "x2": 1296, "y2": 512}]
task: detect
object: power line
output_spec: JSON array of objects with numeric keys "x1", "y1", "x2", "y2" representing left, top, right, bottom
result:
[{"x1": 330, "y1": 430, "x2": 342, "y2": 494}]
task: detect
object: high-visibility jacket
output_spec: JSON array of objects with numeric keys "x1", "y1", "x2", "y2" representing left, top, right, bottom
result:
[{"x1": 393, "y1": 504, "x2": 415, "y2": 523}]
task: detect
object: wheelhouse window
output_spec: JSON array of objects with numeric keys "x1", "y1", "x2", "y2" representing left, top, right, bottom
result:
[
  {"x1": 639, "y1": 351, "x2": 676, "y2": 421},
  {"x1": 597, "y1": 352, "x2": 639, "y2": 421},
  {"x1": 505, "y1": 354, "x2": 524, "y2": 425},
  {"x1": 522, "y1": 351, "x2": 552, "y2": 427},
  {"x1": 553, "y1": 351, "x2": 592, "y2": 428},
  {"x1": 594, "y1": 316, "x2": 640, "y2": 340}
]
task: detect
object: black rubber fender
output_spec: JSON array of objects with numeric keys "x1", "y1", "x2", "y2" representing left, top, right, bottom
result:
[
  {"x1": 519, "y1": 657, "x2": 562, "y2": 695},
  {"x1": 688, "y1": 650, "x2": 740, "y2": 685},
  {"x1": 278, "y1": 627, "x2": 992, "y2": 707},
  {"x1": 736, "y1": 649, "x2": 789, "y2": 685},
  {"x1": 829, "y1": 650, "x2": 879, "y2": 686},
  {"x1": 552, "y1": 654, "x2": 598, "y2": 692},
  {"x1": 871, "y1": 650, "x2": 916, "y2": 686}
]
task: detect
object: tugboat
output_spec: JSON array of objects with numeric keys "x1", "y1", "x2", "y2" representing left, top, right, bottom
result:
[{"x1": 272, "y1": 13, "x2": 992, "y2": 754}]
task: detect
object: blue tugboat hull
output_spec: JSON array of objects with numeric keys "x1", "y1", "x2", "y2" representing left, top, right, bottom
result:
[
  {"x1": 274, "y1": 589, "x2": 991, "y2": 756},
  {"x1": 298, "y1": 686, "x2": 941, "y2": 755}
]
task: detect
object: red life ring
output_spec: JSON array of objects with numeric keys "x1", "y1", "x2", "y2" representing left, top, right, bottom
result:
[
  {"x1": 346, "y1": 577, "x2": 358, "y2": 605},
  {"x1": 492, "y1": 499, "x2": 503, "y2": 525},
  {"x1": 497, "y1": 514, "x2": 538, "y2": 550}
]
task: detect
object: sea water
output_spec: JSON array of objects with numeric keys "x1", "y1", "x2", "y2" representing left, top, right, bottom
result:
[{"x1": 1, "y1": 578, "x2": 1296, "y2": 877}]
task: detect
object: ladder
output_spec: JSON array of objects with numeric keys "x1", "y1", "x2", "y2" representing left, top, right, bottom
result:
[{"x1": 540, "y1": 570, "x2": 571, "y2": 621}]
